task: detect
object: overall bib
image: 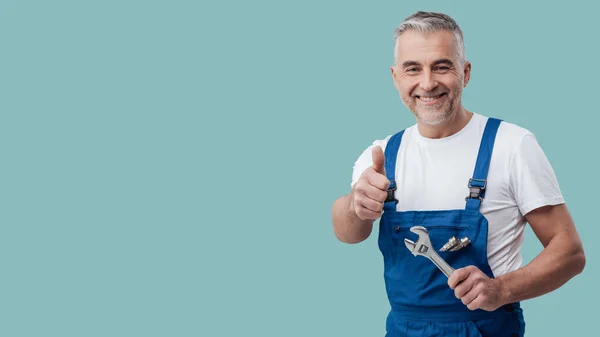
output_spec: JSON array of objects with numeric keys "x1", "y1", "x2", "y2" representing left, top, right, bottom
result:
[{"x1": 378, "y1": 118, "x2": 526, "y2": 337}]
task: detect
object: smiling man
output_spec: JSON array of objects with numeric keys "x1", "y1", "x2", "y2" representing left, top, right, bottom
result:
[{"x1": 331, "y1": 11, "x2": 586, "y2": 337}]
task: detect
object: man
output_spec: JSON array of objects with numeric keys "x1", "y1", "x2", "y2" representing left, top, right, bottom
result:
[{"x1": 331, "y1": 11, "x2": 585, "y2": 337}]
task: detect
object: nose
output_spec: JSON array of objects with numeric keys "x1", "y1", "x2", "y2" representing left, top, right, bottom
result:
[{"x1": 418, "y1": 70, "x2": 438, "y2": 92}]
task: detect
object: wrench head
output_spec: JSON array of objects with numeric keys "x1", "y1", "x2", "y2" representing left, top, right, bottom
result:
[{"x1": 404, "y1": 226, "x2": 433, "y2": 257}]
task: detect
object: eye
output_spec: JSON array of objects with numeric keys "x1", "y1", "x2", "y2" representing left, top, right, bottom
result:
[
  {"x1": 434, "y1": 66, "x2": 451, "y2": 72},
  {"x1": 405, "y1": 67, "x2": 419, "y2": 73}
]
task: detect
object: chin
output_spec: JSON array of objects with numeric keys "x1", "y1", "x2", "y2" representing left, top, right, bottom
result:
[{"x1": 414, "y1": 110, "x2": 452, "y2": 125}]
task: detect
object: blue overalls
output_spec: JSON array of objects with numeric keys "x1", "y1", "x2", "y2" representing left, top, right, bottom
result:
[{"x1": 378, "y1": 118, "x2": 526, "y2": 337}]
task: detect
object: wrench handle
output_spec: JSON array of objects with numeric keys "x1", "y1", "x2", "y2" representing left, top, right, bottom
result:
[{"x1": 428, "y1": 251, "x2": 455, "y2": 278}]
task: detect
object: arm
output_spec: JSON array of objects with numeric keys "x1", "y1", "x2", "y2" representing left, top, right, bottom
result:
[
  {"x1": 496, "y1": 203, "x2": 585, "y2": 303},
  {"x1": 331, "y1": 193, "x2": 374, "y2": 244},
  {"x1": 449, "y1": 132, "x2": 585, "y2": 311},
  {"x1": 449, "y1": 203, "x2": 585, "y2": 311}
]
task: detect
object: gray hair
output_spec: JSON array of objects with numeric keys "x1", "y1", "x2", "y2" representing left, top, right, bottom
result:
[{"x1": 393, "y1": 11, "x2": 466, "y2": 66}]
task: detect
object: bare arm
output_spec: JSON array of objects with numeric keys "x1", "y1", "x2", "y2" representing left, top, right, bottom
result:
[
  {"x1": 331, "y1": 192, "x2": 375, "y2": 244},
  {"x1": 449, "y1": 203, "x2": 586, "y2": 311},
  {"x1": 497, "y1": 203, "x2": 586, "y2": 303}
]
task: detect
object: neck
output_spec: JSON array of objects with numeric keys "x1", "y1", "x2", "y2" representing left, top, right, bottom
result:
[{"x1": 417, "y1": 107, "x2": 473, "y2": 139}]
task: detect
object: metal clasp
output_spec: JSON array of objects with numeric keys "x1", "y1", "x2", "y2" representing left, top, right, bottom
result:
[
  {"x1": 466, "y1": 178, "x2": 486, "y2": 201},
  {"x1": 386, "y1": 180, "x2": 398, "y2": 204}
]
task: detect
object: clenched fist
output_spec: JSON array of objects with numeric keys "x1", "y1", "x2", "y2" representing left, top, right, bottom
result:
[
  {"x1": 351, "y1": 146, "x2": 391, "y2": 220},
  {"x1": 448, "y1": 266, "x2": 506, "y2": 311}
]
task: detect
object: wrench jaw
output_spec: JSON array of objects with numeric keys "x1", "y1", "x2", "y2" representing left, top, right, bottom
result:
[
  {"x1": 404, "y1": 239, "x2": 417, "y2": 256},
  {"x1": 405, "y1": 226, "x2": 433, "y2": 256},
  {"x1": 404, "y1": 238, "x2": 431, "y2": 257}
]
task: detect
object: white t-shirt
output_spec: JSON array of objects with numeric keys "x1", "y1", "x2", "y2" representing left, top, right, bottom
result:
[{"x1": 351, "y1": 113, "x2": 564, "y2": 277}]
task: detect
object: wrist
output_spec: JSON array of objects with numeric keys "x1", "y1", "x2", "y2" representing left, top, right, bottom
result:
[
  {"x1": 495, "y1": 275, "x2": 513, "y2": 306},
  {"x1": 347, "y1": 190, "x2": 357, "y2": 217}
]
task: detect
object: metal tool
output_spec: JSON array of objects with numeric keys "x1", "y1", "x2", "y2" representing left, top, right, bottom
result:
[
  {"x1": 440, "y1": 236, "x2": 460, "y2": 252},
  {"x1": 440, "y1": 236, "x2": 471, "y2": 252},
  {"x1": 449, "y1": 237, "x2": 471, "y2": 251},
  {"x1": 404, "y1": 226, "x2": 455, "y2": 278}
]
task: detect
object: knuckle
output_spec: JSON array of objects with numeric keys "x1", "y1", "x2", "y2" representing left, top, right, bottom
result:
[
  {"x1": 380, "y1": 190, "x2": 389, "y2": 202},
  {"x1": 476, "y1": 282, "x2": 486, "y2": 292},
  {"x1": 383, "y1": 179, "x2": 390, "y2": 189},
  {"x1": 357, "y1": 212, "x2": 370, "y2": 220}
]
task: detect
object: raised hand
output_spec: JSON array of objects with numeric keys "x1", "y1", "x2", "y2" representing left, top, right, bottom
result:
[{"x1": 351, "y1": 146, "x2": 391, "y2": 220}]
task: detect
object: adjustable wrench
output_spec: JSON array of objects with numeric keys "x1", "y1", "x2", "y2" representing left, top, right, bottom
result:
[{"x1": 404, "y1": 225, "x2": 455, "y2": 278}]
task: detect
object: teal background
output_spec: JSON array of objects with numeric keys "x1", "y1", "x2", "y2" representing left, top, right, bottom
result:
[{"x1": 1, "y1": 1, "x2": 597, "y2": 336}]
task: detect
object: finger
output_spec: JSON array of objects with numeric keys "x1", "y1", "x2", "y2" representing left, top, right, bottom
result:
[
  {"x1": 367, "y1": 171, "x2": 391, "y2": 190},
  {"x1": 355, "y1": 203, "x2": 381, "y2": 220},
  {"x1": 467, "y1": 295, "x2": 484, "y2": 311},
  {"x1": 459, "y1": 284, "x2": 479, "y2": 306},
  {"x1": 454, "y1": 275, "x2": 475, "y2": 299},
  {"x1": 365, "y1": 187, "x2": 388, "y2": 203},
  {"x1": 371, "y1": 146, "x2": 386, "y2": 175},
  {"x1": 448, "y1": 267, "x2": 473, "y2": 289},
  {"x1": 358, "y1": 197, "x2": 384, "y2": 214}
]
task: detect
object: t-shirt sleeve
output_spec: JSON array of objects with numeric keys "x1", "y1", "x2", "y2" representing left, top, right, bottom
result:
[
  {"x1": 351, "y1": 137, "x2": 391, "y2": 188},
  {"x1": 351, "y1": 146, "x2": 374, "y2": 188},
  {"x1": 509, "y1": 132, "x2": 565, "y2": 216}
]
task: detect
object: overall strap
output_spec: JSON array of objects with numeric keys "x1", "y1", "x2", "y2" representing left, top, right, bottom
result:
[
  {"x1": 383, "y1": 130, "x2": 405, "y2": 212},
  {"x1": 465, "y1": 117, "x2": 502, "y2": 211}
]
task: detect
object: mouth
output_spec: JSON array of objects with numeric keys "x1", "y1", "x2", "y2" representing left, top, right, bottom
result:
[{"x1": 415, "y1": 93, "x2": 447, "y2": 104}]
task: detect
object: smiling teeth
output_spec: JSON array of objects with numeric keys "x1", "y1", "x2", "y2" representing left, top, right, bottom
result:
[{"x1": 419, "y1": 95, "x2": 442, "y2": 102}]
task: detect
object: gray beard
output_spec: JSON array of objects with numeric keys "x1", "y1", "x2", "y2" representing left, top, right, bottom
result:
[{"x1": 413, "y1": 106, "x2": 453, "y2": 125}]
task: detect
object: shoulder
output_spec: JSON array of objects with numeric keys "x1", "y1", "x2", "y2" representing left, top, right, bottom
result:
[
  {"x1": 474, "y1": 114, "x2": 535, "y2": 151},
  {"x1": 479, "y1": 115, "x2": 549, "y2": 174},
  {"x1": 497, "y1": 118, "x2": 534, "y2": 142}
]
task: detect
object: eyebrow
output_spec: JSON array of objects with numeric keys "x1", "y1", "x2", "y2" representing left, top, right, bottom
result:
[
  {"x1": 401, "y1": 59, "x2": 455, "y2": 68},
  {"x1": 401, "y1": 61, "x2": 420, "y2": 68},
  {"x1": 431, "y1": 58, "x2": 455, "y2": 67}
]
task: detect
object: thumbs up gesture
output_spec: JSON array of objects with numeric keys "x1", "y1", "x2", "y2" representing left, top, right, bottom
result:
[{"x1": 351, "y1": 146, "x2": 391, "y2": 220}]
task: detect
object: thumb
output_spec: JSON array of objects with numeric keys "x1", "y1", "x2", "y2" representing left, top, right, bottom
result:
[{"x1": 371, "y1": 146, "x2": 386, "y2": 175}]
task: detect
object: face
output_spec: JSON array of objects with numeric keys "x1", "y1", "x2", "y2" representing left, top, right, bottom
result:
[{"x1": 391, "y1": 30, "x2": 471, "y2": 125}]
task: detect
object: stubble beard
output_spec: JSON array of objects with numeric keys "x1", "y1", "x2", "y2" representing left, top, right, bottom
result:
[{"x1": 402, "y1": 86, "x2": 462, "y2": 126}]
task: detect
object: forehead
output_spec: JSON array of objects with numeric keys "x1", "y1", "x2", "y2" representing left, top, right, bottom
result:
[{"x1": 395, "y1": 30, "x2": 459, "y2": 64}]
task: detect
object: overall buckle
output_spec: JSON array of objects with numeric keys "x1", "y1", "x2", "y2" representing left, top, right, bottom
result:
[
  {"x1": 386, "y1": 180, "x2": 398, "y2": 204},
  {"x1": 466, "y1": 178, "x2": 486, "y2": 201}
]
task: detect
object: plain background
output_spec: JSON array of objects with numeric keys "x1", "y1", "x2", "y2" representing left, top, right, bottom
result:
[{"x1": 1, "y1": 1, "x2": 597, "y2": 336}]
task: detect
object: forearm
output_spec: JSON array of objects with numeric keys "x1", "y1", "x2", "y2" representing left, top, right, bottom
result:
[
  {"x1": 497, "y1": 230, "x2": 586, "y2": 304},
  {"x1": 331, "y1": 193, "x2": 374, "y2": 244}
]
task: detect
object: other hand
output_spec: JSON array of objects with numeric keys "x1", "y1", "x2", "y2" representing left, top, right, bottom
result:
[{"x1": 448, "y1": 265, "x2": 506, "y2": 311}]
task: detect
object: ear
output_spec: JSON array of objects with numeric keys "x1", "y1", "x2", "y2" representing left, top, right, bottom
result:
[
  {"x1": 391, "y1": 66, "x2": 400, "y2": 90},
  {"x1": 463, "y1": 61, "x2": 472, "y2": 87}
]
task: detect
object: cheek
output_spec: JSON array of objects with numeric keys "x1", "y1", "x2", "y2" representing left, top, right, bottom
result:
[
  {"x1": 397, "y1": 81, "x2": 416, "y2": 96},
  {"x1": 439, "y1": 78, "x2": 462, "y2": 92}
]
